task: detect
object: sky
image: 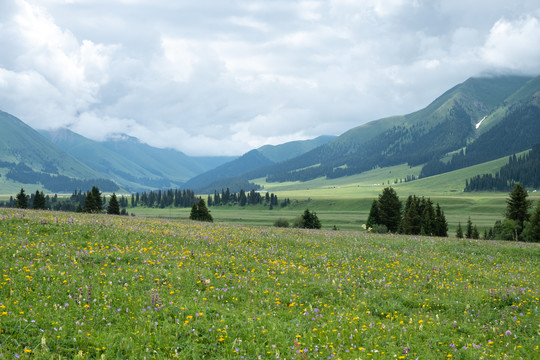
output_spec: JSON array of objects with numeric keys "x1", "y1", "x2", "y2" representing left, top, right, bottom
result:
[{"x1": 1, "y1": 0, "x2": 540, "y2": 156}]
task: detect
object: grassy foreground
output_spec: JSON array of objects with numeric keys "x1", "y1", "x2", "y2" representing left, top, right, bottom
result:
[{"x1": 0, "y1": 209, "x2": 539, "y2": 359}]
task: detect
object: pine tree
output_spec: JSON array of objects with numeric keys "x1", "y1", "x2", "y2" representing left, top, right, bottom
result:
[
  {"x1": 420, "y1": 198, "x2": 436, "y2": 235},
  {"x1": 301, "y1": 209, "x2": 321, "y2": 229},
  {"x1": 505, "y1": 183, "x2": 532, "y2": 233},
  {"x1": 107, "y1": 193, "x2": 120, "y2": 215},
  {"x1": 15, "y1": 188, "x2": 28, "y2": 209},
  {"x1": 190, "y1": 199, "x2": 213, "y2": 222},
  {"x1": 83, "y1": 191, "x2": 97, "y2": 213},
  {"x1": 189, "y1": 203, "x2": 199, "y2": 220},
  {"x1": 465, "y1": 217, "x2": 473, "y2": 239},
  {"x1": 366, "y1": 199, "x2": 380, "y2": 229},
  {"x1": 33, "y1": 190, "x2": 46, "y2": 210},
  {"x1": 524, "y1": 201, "x2": 540, "y2": 242},
  {"x1": 401, "y1": 195, "x2": 421, "y2": 234},
  {"x1": 377, "y1": 187, "x2": 401, "y2": 233},
  {"x1": 434, "y1": 203, "x2": 448, "y2": 237},
  {"x1": 91, "y1": 186, "x2": 103, "y2": 212},
  {"x1": 456, "y1": 222, "x2": 464, "y2": 239},
  {"x1": 472, "y1": 225, "x2": 480, "y2": 239}
]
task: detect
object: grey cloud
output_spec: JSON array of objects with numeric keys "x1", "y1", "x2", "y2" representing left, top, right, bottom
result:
[{"x1": 1, "y1": 0, "x2": 540, "y2": 156}]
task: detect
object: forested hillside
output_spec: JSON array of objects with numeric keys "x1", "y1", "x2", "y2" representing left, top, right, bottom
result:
[
  {"x1": 0, "y1": 110, "x2": 119, "y2": 192},
  {"x1": 465, "y1": 143, "x2": 540, "y2": 191},
  {"x1": 233, "y1": 75, "x2": 540, "y2": 185}
]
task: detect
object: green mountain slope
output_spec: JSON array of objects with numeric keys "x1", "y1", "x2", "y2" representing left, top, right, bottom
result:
[
  {"x1": 249, "y1": 75, "x2": 538, "y2": 183},
  {"x1": 184, "y1": 136, "x2": 336, "y2": 191},
  {"x1": 185, "y1": 150, "x2": 273, "y2": 191},
  {"x1": 0, "y1": 111, "x2": 100, "y2": 178},
  {"x1": 0, "y1": 110, "x2": 119, "y2": 193},
  {"x1": 42, "y1": 130, "x2": 235, "y2": 192},
  {"x1": 257, "y1": 135, "x2": 336, "y2": 162}
]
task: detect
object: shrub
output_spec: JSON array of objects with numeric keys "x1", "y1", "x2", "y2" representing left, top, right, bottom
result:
[
  {"x1": 274, "y1": 218, "x2": 290, "y2": 228},
  {"x1": 370, "y1": 224, "x2": 388, "y2": 234}
]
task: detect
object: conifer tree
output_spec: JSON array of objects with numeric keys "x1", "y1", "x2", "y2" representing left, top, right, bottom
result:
[
  {"x1": 189, "y1": 203, "x2": 199, "y2": 220},
  {"x1": 456, "y1": 222, "x2": 464, "y2": 239},
  {"x1": 33, "y1": 190, "x2": 46, "y2": 210},
  {"x1": 420, "y1": 198, "x2": 436, "y2": 235},
  {"x1": 472, "y1": 225, "x2": 480, "y2": 239},
  {"x1": 524, "y1": 201, "x2": 540, "y2": 242},
  {"x1": 190, "y1": 199, "x2": 213, "y2": 222},
  {"x1": 83, "y1": 191, "x2": 97, "y2": 213},
  {"x1": 15, "y1": 188, "x2": 28, "y2": 209},
  {"x1": 401, "y1": 195, "x2": 421, "y2": 234},
  {"x1": 366, "y1": 199, "x2": 380, "y2": 229},
  {"x1": 377, "y1": 187, "x2": 401, "y2": 233},
  {"x1": 91, "y1": 186, "x2": 103, "y2": 212},
  {"x1": 465, "y1": 217, "x2": 473, "y2": 239},
  {"x1": 301, "y1": 209, "x2": 321, "y2": 229},
  {"x1": 434, "y1": 203, "x2": 448, "y2": 237},
  {"x1": 505, "y1": 183, "x2": 532, "y2": 233},
  {"x1": 107, "y1": 193, "x2": 120, "y2": 215}
]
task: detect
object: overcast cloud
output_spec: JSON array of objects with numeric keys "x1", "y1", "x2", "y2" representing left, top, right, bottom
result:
[{"x1": 1, "y1": 0, "x2": 540, "y2": 156}]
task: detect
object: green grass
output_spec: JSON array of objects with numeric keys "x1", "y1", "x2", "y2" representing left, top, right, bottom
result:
[{"x1": 0, "y1": 209, "x2": 538, "y2": 359}]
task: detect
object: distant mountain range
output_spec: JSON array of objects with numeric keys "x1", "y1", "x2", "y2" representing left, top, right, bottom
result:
[
  {"x1": 0, "y1": 110, "x2": 334, "y2": 193},
  {"x1": 190, "y1": 74, "x2": 540, "y2": 188},
  {"x1": 1, "y1": 74, "x2": 539, "y2": 194}
]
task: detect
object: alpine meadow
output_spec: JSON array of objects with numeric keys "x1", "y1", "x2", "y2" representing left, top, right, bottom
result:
[{"x1": 0, "y1": 209, "x2": 538, "y2": 359}]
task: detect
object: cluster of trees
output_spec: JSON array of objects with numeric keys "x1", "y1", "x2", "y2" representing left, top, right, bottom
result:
[
  {"x1": 455, "y1": 184, "x2": 540, "y2": 242},
  {"x1": 127, "y1": 188, "x2": 284, "y2": 210},
  {"x1": 131, "y1": 189, "x2": 198, "y2": 208},
  {"x1": 207, "y1": 189, "x2": 286, "y2": 208},
  {"x1": 13, "y1": 189, "x2": 48, "y2": 210},
  {"x1": 189, "y1": 199, "x2": 213, "y2": 222},
  {"x1": 464, "y1": 144, "x2": 540, "y2": 191},
  {"x1": 366, "y1": 187, "x2": 448, "y2": 236},
  {"x1": 488, "y1": 184, "x2": 540, "y2": 242},
  {"x1": 273, "y1": 209, "x2": 322, "y2": 229},
  {"x1": 455, "y1": 218, "x2": 480, "y2": 239},
  {"x1": 11, "y1": 186, "x2": 124, "y2": 216}
]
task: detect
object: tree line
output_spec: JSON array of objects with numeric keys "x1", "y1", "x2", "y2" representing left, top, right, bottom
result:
[
  {"x1": 5, "y1": 161, "x2": 119, "y2": 192},
  {"x1": 4, "y1": 186, "x2": 284, "y2": 214},
  {"x1": 455, "y1": 183, "x2": 540, "y2": 242},
  {"x1": 464, "y1": 143, "x2": 540, "y2": 191}
]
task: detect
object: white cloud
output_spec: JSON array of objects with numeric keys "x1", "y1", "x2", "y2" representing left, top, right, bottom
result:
[
  {"x1": 0, "y1": 0, "x2": 539, "y2": 156},
  {"x1": 481, "y1": 16, "x2": 540, "y2": 72}
]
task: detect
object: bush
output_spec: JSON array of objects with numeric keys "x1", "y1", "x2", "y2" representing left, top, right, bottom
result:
[
  {"x1": 293, "y1": 216, "x2": 304, "y2": 228},
  {"x1": 274, "y1": 218, "x2": 290, "y2": 228},
  {"x1": 301, "y1": 209, "x2": 321, "y2": 229},
  {"x1": 370, "y1": 224, "x2": 388, "y2": 234}
]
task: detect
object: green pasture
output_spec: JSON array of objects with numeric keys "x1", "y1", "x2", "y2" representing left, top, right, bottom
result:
[
  {"x1": 0, "y1": 209, "x2": 538, "y2": 359},
  {"x1": 127, "y1": 195, "x2": 515, "y2": 234}
]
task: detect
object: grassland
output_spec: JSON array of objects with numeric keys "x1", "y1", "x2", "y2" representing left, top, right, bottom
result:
[
  {"x1": 124, "y1": 158, "x2": 539, "y2": 233},
  {"x1": 0, "y1": 209, "x2": 538, "y2": 359},
  {"x1": 2, "y1": 153, "x2": 539, "y2": 234}
]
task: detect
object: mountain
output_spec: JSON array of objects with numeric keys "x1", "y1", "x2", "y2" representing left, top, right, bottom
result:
[
  {"x1": 257, "y1": 135, "x2": 337, "y2": 163},
  {"x1": 42, "y1": 129, "x2": 235, "y2": 192},
  {"x1": 243, "y1": 75, "x2": 540, "y2": 183},
  {"x1": 184, "y1": 136, "x2": 336, "y2": 191},
  {"x1": 184, "y1": 150, "x2": 273, "y2": 191},
  {"x1": 0, "y1": 110, "x2": 118, "y2": 193}
]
